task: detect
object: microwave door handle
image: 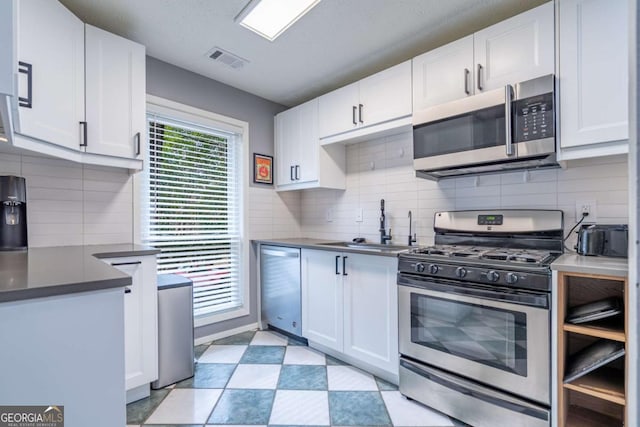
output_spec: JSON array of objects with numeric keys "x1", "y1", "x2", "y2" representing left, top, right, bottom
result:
[{"x1": 505, "y1": 84, "x2": 514, "y2": 157}]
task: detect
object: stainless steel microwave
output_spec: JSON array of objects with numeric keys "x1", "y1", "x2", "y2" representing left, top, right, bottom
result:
[{"x1": 413, "y1": 74, "x2": 558, "y2": 180}]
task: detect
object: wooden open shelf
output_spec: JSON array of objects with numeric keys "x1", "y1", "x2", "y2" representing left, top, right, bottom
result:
[
  {"x1": 562, "y1": 323, "x2": 625, "y2": 342},
  {"x1": 563, "y1": 367, "x2": 625, "y2": 405},
  {"x1": 557, "y1": 271, "x2": 628, "y2": 427},
  {"x1": 565, "y1": 405, "x2": 623, "y2": 427}
]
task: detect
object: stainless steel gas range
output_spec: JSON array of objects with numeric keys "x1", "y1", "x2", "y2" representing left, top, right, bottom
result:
[{"x1": 397, "y1": 209, "x2": 564, "y2": 427}]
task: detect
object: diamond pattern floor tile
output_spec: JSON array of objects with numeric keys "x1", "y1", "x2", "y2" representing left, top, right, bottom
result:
[
  {"x1": 208, "y1": 389, "x2": 275, "y2": 424},
  {"x1": 278, "y1": 365, "x2": 327, "y2": 390},
  {"x1": 250, "y1": 330, "x2": 289, "y2": 346},
  {"x1": 127, "y1": 328, "x2": 457, "y2": 427},
  {"x1": 145, "y1": 388, "x2": 222, "y2": 424},
  {"x1": 239, "y1": 345, "x2": 286, "y2": 364},
  {"x1": 269, "y1": 390, "x2": 330, "y2": 425},
  {"x1": 328, "y1": 391, "x2": 392, "y2": 426},
  {"x1": 198, "y1": 345, "x2": 247, "y2": 363}
]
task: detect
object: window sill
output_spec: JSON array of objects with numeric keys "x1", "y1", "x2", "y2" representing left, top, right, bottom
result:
[{"x1": 194, "y1": 304, "x2": 250, "y2": 327}]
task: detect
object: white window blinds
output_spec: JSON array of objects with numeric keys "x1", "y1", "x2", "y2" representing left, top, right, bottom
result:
[{"x1": 144, "y1": 112, "x2": 243, "y2": 318}]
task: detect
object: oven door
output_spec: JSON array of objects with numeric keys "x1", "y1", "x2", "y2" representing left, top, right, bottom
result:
[{"x1": 398, "y1": 274, "x2": 550, "y2": 405}]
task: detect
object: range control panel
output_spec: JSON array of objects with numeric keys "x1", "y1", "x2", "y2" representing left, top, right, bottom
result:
[{"x1": 477, "y1": 214, "x2": 503, "y2": 226}]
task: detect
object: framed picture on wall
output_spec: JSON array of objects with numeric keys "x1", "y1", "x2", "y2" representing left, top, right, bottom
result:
[{"x1": 253, "y1": 153, "x2": 273, "y2": 184}]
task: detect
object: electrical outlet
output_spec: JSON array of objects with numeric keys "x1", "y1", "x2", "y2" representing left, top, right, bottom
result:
[
  {"x1": 325, "y1": 208, "x2": 333, "y2": 222},
  {"x1": 575, "y1": 200, "x2": 597, "y2": 223},
  {"x1": 356, "y1": 208, "x2": 363, "y2": 223}
]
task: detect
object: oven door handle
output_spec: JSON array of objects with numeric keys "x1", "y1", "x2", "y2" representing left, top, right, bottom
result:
[
  {"x1": 397, "y1": 274, "x2": 548, "y2": 309},
  {"x1": 399, "y1": 358, "x2": 549, "y2": 422}
]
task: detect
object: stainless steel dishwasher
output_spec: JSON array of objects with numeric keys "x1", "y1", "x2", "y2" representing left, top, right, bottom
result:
[{"x1": 260, "y1": 245, "x2": 301, "y2": 337}]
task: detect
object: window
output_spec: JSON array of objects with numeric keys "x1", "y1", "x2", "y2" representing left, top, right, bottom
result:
[{"x1": 142, "y1": 97, "x2": 249, "y2": 325}]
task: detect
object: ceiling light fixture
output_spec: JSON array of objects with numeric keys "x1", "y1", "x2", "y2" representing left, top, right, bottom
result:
[{"x1": 235, "y1": 0, "x2": 321, "y2": 41}]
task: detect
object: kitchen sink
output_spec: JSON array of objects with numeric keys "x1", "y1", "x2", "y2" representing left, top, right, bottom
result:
[{"x1": 317, "y1": 241, "x2": 412, "y2": 253}]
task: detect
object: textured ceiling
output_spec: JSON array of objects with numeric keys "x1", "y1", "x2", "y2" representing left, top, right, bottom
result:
[{"x1": 59, "y1": 0, "x2": 547, "y2": 107}]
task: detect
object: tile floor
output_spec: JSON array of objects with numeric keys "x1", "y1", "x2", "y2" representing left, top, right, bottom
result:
[{"x1": 127, "y1": 329, "x2": 463, "y2": 427}]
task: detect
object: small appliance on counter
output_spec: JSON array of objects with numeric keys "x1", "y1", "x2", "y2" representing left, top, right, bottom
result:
[
  {"x1": 0, "y1": 176, "x2": 27, "y2": 250},
  {"x1": 575, "y1": 224, "x2": 628, "y2": 258}
]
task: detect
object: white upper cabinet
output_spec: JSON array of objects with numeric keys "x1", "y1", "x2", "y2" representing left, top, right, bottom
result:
[
  {"x1": 3, "y1": 0, "x2": 144, "y2": 170},
  {"x1": 558, "y1": 0, "x2": 628, "y2": 156},
  {"x1": 412, "y1": 3, "x2": 553, "y2": 110},
  {"x1": 413, "y1": 35, "x2": 475, "y2": 110},
  {"x1": 275, "y1": 98, "x2": 345, "y2": 191},
  {"x1": 474, "y1": 2, "x2": 554, "y2": 91},
  {"x1": 85, "y1": 25, "x2": 145, "y2": 160},
  {"x1": 318, "y1": 82, "x2": 359, "y2": 139},
  {"x1": 14, "y1": 0, "x2": 85, "y2": 151},
  {"x1": 318, "y1": 61, "x2": 411, "y2": 142},
  {"x1": 358, "y1": 61, "x2": 412, "y2": 129}
]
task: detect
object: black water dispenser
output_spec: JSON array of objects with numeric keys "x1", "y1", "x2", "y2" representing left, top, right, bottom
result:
[{"x1": 0, "y1": 176, "x2": 27, "y2": 250}]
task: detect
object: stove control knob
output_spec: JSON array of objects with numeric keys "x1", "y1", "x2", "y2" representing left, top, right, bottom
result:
[
  {"x1": 486, "y1": 270, "x2": 500, "y2": 282},
  {"x1": 414, "y1": 263, "x2": 426, "y2": 273},
  {"x1": 455, "y1": 267, "x2": 467, "y2": 278},
  {"x1": 506, "y1": 272, "x2": 519, "y2": 284},
  {"x1": 428, "y1": 264, "x2": 439, "y2": 274}
]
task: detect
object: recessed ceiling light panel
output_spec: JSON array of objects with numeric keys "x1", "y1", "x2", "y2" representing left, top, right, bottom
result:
[{"x1": 236, "y1": 0, "x2": 321, "y2": 41}]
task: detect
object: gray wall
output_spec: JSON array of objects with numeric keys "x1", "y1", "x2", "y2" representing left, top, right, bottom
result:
[{"x1": 146, "y1": 57, "x2": 287, "y2": 339}]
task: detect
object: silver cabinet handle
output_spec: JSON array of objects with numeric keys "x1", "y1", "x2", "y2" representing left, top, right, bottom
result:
[
  {"x1": 352, "y1": 106, "x2": 357, "y2": 125},
  {"x1": 505, "y1": 85, "x2": 514, "y2": 156},
  {"x1": 464, "y1": 68, "x2": 470, "y2": 95},
  {"x1": 295, "y1": 165, "x2": 300, "y2": 180},
  {"x1": 335, "y1": 255, "x2": 340, "y2": 275},
  {"x1": 358, "y1": 104, "x2": 364, "y2": 123},
  {"x1": 290, "y1": 166, "x2": 294, "y2": 181},
  {"x1": 342, "y1": 256, "x2": 348, "y2": 276},
  {"x1": 477, "y1": 64, "x2": 484, "y2": 91}
]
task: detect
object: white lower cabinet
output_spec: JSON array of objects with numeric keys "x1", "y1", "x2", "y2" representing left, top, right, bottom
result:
[
  {"x1": 103, "y1": 255, "x2": 158, "y2": 403},
  {"x1": 302, "y1": 249, "x2": 398, "y2": 379}
]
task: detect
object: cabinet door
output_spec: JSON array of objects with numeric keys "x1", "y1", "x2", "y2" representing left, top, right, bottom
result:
[
  {"x1": 275, "y1": 107, "x2": 299, "y2": 186},
  {"x1": 358, "y1": 60, "x2": 412, "y2": 127},
  {"x1": 318, "y1": 82, "x2": 359, "y2": 138},
  {"x1": 559, "y1": 0, "x2": 628, "y2": 148},
  {"x1": 85, "y1": 25, "x2": 145, "y2": 159},
  {"x1": 107, "y1": 256, "x2": 158, "y2": 391},
  {"x1": 413, "y1": 36, "x2": 475, "y2": 110},
  {"x1": 301, "y1": 249, "x2": 344, "y2": 351},
  {"x1": 343, "y1": 254, "x2": 398, "y2": 374},
  {"x1": 15, "y1": 0, "x2": 84, "y2": 150},
  {"x1": 474, "y1": 2, "x2": 554, "y2": 91},
  {"x1": 296, "y1": 98, "x2": 319, "y2": 184}
]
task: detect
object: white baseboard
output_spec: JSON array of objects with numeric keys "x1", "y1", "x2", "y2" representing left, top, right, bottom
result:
[{"x1": 194, "y1": 322, "x2": 259, "y2": 346}]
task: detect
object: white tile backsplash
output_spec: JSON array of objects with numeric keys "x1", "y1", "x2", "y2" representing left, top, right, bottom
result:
[
  {"x1": 300, "y1": 131, "x2": 629, "y2": 247},
  {"x1": 1, "y1": 135, "x2": 627, "y2": 249},
  {"x1": 0, "y1": 153, "x2": 134, "y2": 247}
]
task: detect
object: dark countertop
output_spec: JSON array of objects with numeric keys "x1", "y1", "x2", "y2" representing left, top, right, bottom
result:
[
  {"x1": 0, "y1": 244, "x2": 160, "y2": 303},
  {"x1": 252, "y1": 238, "x2": 410, "y2": 257}
]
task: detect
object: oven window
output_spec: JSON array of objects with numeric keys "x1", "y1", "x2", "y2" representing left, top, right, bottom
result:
[{"x1": 410, "y1": 293, "x2": 527, "y2": 376}]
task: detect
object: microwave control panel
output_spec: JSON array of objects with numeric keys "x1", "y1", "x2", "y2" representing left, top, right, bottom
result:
[{"x1": 513, "y1": 92, "x2": 554, "y2": 143}]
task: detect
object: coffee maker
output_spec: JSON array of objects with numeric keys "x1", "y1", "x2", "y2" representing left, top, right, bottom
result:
[{"x1": 0, "y1": 176, "x2": 27, "y2": 250}]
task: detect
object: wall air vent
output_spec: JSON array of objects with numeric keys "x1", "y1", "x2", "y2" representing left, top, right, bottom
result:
[{"x1": 206, "y1": 47, "x2": 249, "y2": 69}]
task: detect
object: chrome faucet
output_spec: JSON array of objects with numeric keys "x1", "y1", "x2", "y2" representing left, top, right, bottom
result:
[
  {"x1": 379, "y1": 199, "x2": 392, "y2": 244},
  {"x1": 408, "y1": 210, "x2": 417, "y2": 246}
]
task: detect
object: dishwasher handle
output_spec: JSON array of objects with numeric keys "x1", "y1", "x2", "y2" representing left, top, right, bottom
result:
[{"x1": 261, "y1": 248, "x2": 300, "y2": 258}]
